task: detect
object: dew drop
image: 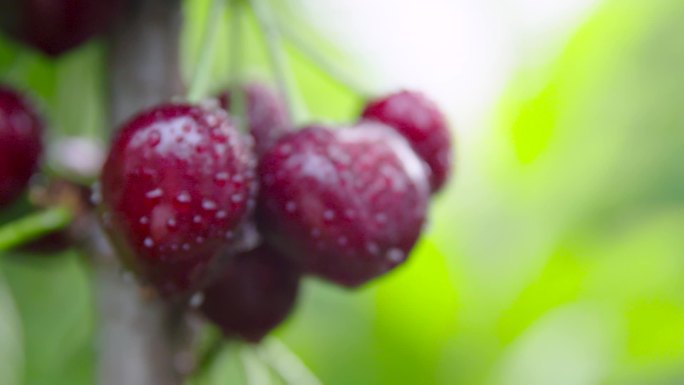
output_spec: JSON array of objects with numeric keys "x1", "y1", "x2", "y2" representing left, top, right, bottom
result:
[
  {"x1": 337, "y1": 236, "x2": 348, "y2": 246},
  {"x1": 285, "y1": 201, "x2": 297, "y2": 213},
  {"x1": 280, "y1": 144, "x2": 293, "y2": 155},
  {"x1": 167, "y1": 218, "x2": 177, "y2": 228},
  {"x1": 216, "y1": 210, "x2": 227, "y2": 219},
  {"x1": 215, "y1": 172, "x2": 229, "y2": 182},
  {"x1": 375, "y1": 213, "x2": 388, "y2": 224},
  {"x1": 195, "y1": 236, "x2": 204, "y2": 244},
  {"x1": 232, "y1": 174, "x2": 244, "y2": 183},
  {"x1": 386, "y1": 248, "x2": 404, "y2": 263},
  {"x1": 311, "y1": 228, "x2": 321, "y2": 238},
  {"x1": 225, "y1": 230, "x2": 234, "y2": 240},
  {"x1": 90, "y1": 182, "x2": 102, "y2": 205},
  {"x1": 231, "y1": 194, "x2": 243, "y2": 203},
  {"x1": 189, "y1": 292, "x2": 205, "y2": 308},
  {"x1": 202, "y1": 199, "x2": 217, "y2": 210},
  {"x1": 144, "y1": 237, "x2": 154, "y2": 248},
  {"x1": 139, "y1": 216, "x2": 149, "y2": 225},
  {"x1": 182, "y1": 243, "x2": 191, "y2": 251},
  {"x1": 147, "y1": 130, "x2": 161, "y2": 147},
  {"x1": 176, "y1": 191, "x2": 191, "y2": 203},
  {"x1": 146, "y1": 188, "x2": 163, "y2": 199},
  {"x1": 193, "y1": 215, "x2": 202, "y2": 224},
  {"x1": 206, "y1": 114, "x2": 218, "y2": 127},
  {"x1": 366, "y1": 242, "x2": 380, "y2": 255},
  {"x1": 323, "y1": 210, "x2": 335, "y2": 221}
]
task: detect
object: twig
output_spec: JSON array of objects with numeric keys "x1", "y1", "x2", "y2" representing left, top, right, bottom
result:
[
  {"x1": 276, "y1": 21, "x2": 372, "y2": 98},
  {"x1": 187, "y1": 0, "x2": 227, "y2": 102},
  {"x1": 240, "y1": 344, "x2": 273, "y2": 385},
  {"x1": 257, "y1": 337, "x2": 323, "y2": 385},
  {"x1": 228, "y1": 0, "x2": 248, "y2": 132},
  {"x1": 0, "y1": 207, "x2": 72, "y2": 252},
  {"x1": 193, "y1": 333, "x2": 225, "y2": 377},
  {"x1": 99, "y1": 2, "x2": 190, "y2": 385},
  {"x1": 248, "y1": 0, "x2": 301, "y2": 122}
]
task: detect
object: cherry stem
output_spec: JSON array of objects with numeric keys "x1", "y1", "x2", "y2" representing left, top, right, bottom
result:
[
  {"x1": 0, "y1": 207, "x2": 72, "y2": 252},
  {"x1": 276, "y1": 21, "x2": 372, "y2": 98},
  {"x1": 240, "y1": 343, "x2": 273, "y2": 385},
  {"x1": 187, "y1": 0, "x2": 227, "y2": 102},
  {"x1": 192, "y1": 334, "x2": 225, "y2": 379},
  {"x1": 256, "y1": 337, "x2": 323, "y2": 385},
  {"x1": 248, "y1": 0, "x2": 302, "y2": 122},
  {"x1": 228, "y1": 0, "x2": 248, "y2": 132}
]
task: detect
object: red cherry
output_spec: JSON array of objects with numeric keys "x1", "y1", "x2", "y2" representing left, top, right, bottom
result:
[
  {"x1": 0, "y1": 0, "x2": 124, "y2": 56},
  {"x1": 100, "y1": 103, "x2": 256, "y2": 296},
  {"x1": 200, "y1": 244, "x2": 300, "y2": 343},
  {"x1": 217, "y1": 83, "x2": 290, "y2": 156},
  {"x1": 257, "y1": 123, "x2": 430, "y2": 287},
  {"x1": 0, "y1": 85, "x2": 42, "y2": 208},
  {"x1": 362, "y1": 90, "x2": 453, "y2": 192}
]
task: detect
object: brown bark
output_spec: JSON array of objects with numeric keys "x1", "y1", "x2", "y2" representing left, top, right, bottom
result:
[{"x1": 95, "y1": 1, "x2": 188, "y2": 385}]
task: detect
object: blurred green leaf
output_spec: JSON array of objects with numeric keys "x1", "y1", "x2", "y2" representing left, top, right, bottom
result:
[
  {"x1": 0, "y1": 269, "x2": 24, "y2": 385},
  {"x1": 0, "y1": 252, "x2": 93, "y2": 385}
]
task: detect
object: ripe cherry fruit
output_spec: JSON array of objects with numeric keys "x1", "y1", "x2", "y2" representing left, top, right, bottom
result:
[
  {"x1": 0, "y1": 0, "x2": 123, "y2": 56},
  {"x1": 100, "y1": 103, "x2": 256, "y2": 296},
  {"x1": 200, "y1": 244, "x2": 300, "y2": 343},
  {"x1": 361, "y1": 90, "x2": 453, "y2": 193},
  {"x1": 0, "y1": 86, "x2": 43, "y2": 208},
  {"x1": 217, "y1": 82, "x2": 291, "y2": 156},
  {"x1": 257, "y1": 123, "x2": 430, "y2": 287}
]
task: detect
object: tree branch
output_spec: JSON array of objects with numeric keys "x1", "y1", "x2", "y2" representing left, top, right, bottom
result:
[{"x1": 95, "y1": 1, "x2": 190, "y2": 385}]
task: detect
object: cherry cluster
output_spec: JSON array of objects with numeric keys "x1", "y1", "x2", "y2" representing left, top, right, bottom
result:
[
  {"x1": 0, "y1": 0, "x2": 454, "y2": 343},
  {"x1": 98, "y1": 85, "x2": 452, "y2": 341}
]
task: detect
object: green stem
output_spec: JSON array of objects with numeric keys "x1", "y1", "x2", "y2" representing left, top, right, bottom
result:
[
  {"x1": 257, "y1": 337, "x2": 322, "y2": 385},
  {"x1": 193, "y1": 335, "x2": 225, "y2": 379},
  {"x1": 0, "y1": 207, "x2": 73, "y2": 252},
  {"x1": 276, "y1": 21, "x2": 372, "y2": 98},
  {"x1": 240, "y1": 344, "x2": 272, "y2": 385},
  {"x1": 228, "y1": 0, "x2": 247, "y2": 132},
  {"x1": 248, "y1": 0, "x2": 301, "y2": 122},
  {"x1": 187, "y1": 0, "x2": 227, "y2": 102}
]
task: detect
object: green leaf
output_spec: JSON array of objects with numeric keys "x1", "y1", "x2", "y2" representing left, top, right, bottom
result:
[{"x1": 0, "y1": 271, "x2": 23, "y2": 385}]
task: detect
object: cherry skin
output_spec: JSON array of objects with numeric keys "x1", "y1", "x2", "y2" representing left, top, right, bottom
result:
[
  {"x1": 257, "y1": 123, "x2": 430, "y2": 287},
  {"x1": 0, "y1": 86, "x2": 42, "y2": 208},
  {"x1": 200, "y1": 244, "x2": 300, "y2": 343},
  {"x1": 0, "y1": 0, "x2": 123, "y2": 56},
  {"x1": 361, "y1": 90, "x2": 453, "y2": 192},
  {"x1": 100, "y1": 103, "x2": 256, "y2": 296},
  {"x1": 217, "y1": 83, "x2": 290, "y2": 156}
]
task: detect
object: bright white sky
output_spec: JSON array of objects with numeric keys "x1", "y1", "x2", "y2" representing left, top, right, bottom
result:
[{"x1": 298, "y1": 0, "x2": 601, "y2": 135}]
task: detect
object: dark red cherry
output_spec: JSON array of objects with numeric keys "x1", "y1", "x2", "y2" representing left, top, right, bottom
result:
[
  {"x1": 361, "y1": 90, "x2": 453, "y2": 192},
  {"x1": 257, "y1": 123, "x2": 430, "y2": 287},
  {"x1": 200, "y1": 244, "x2": 300, "y2": 343},
  {"x1": 0, "y1": 0, "x2": 123, "y2": 56},
  {"x1": 217, "y1": 83, "x2": 290, "y2": 156},
  {"x1": 100, "y1": 103, "x2": 256, "y2": 296},
  {"x1": 0, "y1": 86, "x2": 42, "y2": 208}
]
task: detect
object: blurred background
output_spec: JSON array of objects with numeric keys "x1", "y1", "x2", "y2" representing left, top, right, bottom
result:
[{"x1": 3, "y1": 0, "x2": 684, "y2": 384}]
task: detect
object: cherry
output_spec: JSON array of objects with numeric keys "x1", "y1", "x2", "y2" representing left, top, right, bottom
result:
[
  {"x1": 0, "y1": 86, "x2": 42, "y2": 208},
  {"x1": 361, "y1": 90, "x2": 453, "y2": 192},
  {"x1": 100, "y1": 103, "x2": 256, "y2": 296},
  {"x1": 200, "y1": 244, "x2": 300, "y2": 343},
  {"x1": 257, "y1": 123, "x2": 430, "y2": 287},
  {"x1": 217, "y1": 83, "x2": 290, "y2": 156},
  {"x1": 0, "y1": 0, "x2": 123, "y2": 56}
]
